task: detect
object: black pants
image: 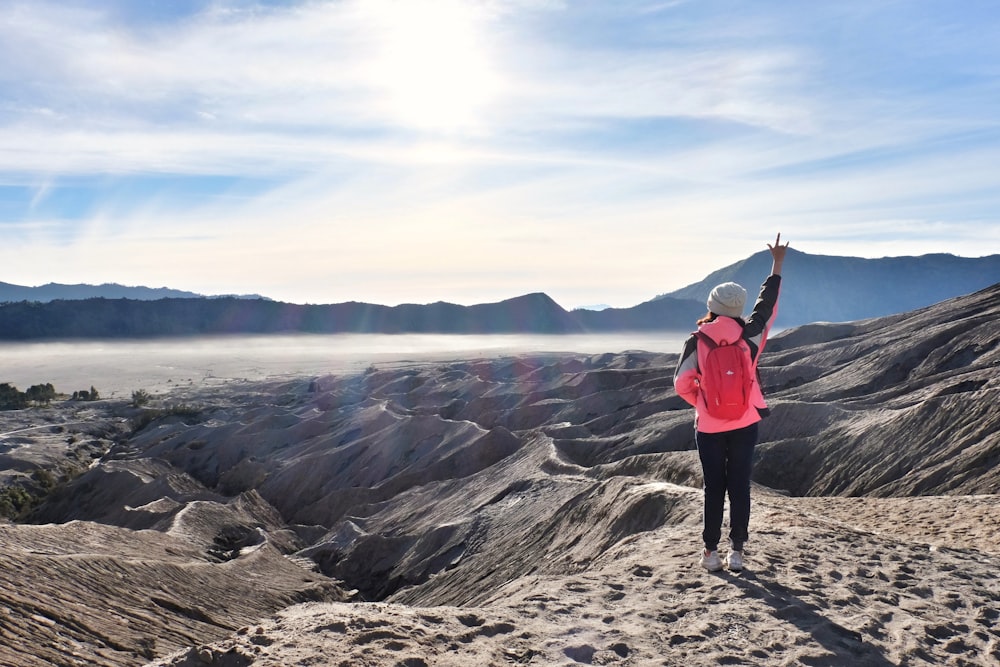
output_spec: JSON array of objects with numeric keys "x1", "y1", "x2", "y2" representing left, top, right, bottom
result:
[{"x1": 696, "y1": 422, "x2": 758, "y2": 552}]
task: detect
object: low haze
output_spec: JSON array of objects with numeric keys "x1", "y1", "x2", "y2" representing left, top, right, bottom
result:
[
  {"x1": 0, "y1": 332, "x2": 689, "y2": 396},
  {"x1": 2, "y1": 0, "x2": 998, "y2": 308}
]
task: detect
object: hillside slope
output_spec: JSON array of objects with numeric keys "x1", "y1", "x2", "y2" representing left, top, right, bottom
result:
[
  {"x1": 660, "y1": 249, "x2": 1000, "y2": 327},
  {"x1": 755, "y1": 281, "x2": 1000, "y2": 496}
]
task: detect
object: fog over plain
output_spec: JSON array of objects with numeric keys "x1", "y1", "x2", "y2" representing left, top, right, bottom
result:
[{"x1": 0, "y1": 333, "x2": 691, "y2": 397}]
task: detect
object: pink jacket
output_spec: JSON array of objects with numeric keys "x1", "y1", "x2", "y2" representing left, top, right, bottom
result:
[{"x1": 673, "y1": 274, "x2": 781, "y2": 433}]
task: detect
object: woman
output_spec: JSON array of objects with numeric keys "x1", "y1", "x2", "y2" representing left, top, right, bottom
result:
[{"x1": 673, "y1": 233, "x2": 788, "y2": 572}]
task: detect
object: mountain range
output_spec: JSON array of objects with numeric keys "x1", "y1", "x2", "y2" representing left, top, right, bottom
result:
[
  {"x1": 0, "y1": 281, "x2": 264, "y2": 302},
  {"x1": 1, "y1": 251, "x2": 997, "y2": 338}
]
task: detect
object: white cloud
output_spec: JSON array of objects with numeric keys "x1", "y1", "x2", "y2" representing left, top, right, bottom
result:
[
  {"x1": 0, "y1": 0, "x2": 820, "y2": 172},
  {"x1": 0, "y1": 1, "x2": 998, "y2": 306}
]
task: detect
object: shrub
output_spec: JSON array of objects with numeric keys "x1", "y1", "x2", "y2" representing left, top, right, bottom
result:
[
  {"x1": 131, "y1": 389, "x2": 151, "y2": 407},
  {"x1": 31, "y1": 469, "x2": 57, "y2": 490},
  {"x1": 130, "y1": 403, "x2": 205, "y2": 433},
  {"x1": 72, "y1": 386, "x2": 101, "y2": 401},
  {"x1": 0, "y1": 383, "x2": 27, "y2": 410},
  {"x1": 25, "y1": 383, "x2": 56, "y2": 405},
  {"x1": 0, "y1": 486, "x2": 33, "y2": 519}
]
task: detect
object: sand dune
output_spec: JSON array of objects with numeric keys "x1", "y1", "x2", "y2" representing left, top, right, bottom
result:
[{"x1": 0, "y1": 284, "x2": 997, "y2": 665}]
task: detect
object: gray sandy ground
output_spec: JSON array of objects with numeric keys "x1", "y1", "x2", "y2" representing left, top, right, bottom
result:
[{"x1": 145, "y1": 485, "x2": 1000, "y2": 667}]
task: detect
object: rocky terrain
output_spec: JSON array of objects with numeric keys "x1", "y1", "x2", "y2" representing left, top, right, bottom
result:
[{"x1": 0, "y1": 282, "x2": 997, "y2": 665}]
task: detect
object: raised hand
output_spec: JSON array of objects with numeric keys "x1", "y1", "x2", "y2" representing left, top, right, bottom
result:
[{"x1": 767, "y1": 233, "x2": 789, "y2": 274}]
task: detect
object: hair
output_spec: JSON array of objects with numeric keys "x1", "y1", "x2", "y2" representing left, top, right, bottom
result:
[{"x1": 697, "y1": 311, "x2": 746, "y2": 326}]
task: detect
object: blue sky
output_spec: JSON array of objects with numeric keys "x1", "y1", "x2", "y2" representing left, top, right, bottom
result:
[{"x1": 1, "y1": 0, "x2": 998, "y2": 307}]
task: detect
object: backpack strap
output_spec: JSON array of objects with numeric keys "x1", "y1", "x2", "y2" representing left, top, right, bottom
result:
[
  {"x1": 690, "y1": 331, "x2": 714, "y2": 373},
  {"x1": 691, "y1": 330, "x2": 717, "y2": 350}
]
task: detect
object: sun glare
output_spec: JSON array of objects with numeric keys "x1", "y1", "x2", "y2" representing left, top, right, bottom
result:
[{"x1": 359, "y1": 0, "x2": 502, "y2": 133}]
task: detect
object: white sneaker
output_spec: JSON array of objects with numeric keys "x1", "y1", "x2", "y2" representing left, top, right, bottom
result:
[
  {"x1": 700, "y1": 549, "x2": 723, "y2": 572},
  {"x1": 727, "y1": 550, "x2": 744, "y2": 571}
]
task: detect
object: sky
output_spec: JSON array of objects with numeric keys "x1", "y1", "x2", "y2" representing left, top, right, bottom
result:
[{"x1": 2, "y1": 0, "x2": 999, "y2": 309}]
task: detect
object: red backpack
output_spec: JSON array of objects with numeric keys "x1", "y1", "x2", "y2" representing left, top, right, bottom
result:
[{"x1": 692, "y1": 331, "x2": 753, "y2": 420}]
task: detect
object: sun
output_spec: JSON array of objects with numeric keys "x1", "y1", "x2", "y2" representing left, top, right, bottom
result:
[{"x1": 358, "y1": 0, "x2": 503, "y2": 133}]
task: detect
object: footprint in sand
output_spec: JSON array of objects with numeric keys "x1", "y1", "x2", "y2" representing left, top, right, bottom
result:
[
  {"x1": 563, "y1": 644, "x2": 596, "y2": 662},
  {"x1": 395, "y1": 659, "x2": 428, "y2": 667},
  {"x1": 604, "y1": 582, "x2": 626, "y2": 602},
  {"x1": 631, "y1": 565, "x2": 653, "y2": 578}
]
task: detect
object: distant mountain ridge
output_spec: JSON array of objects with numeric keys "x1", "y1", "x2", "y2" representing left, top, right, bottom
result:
[
  {"x1": 0, "y1": 281, "x2": 264, "y2": 302},
  {"x1": 571, "y1": 296, "x2": 704, "y2": 331},
  {"x1": 657, "y1": 249, "x2": 1000, "y2": 328},
  {"x1": 0, "y1": 292, "x2": 587, "y2": 339},
  {"x1": 1, "y1": 251, "x2": 997, "y2": 338}
]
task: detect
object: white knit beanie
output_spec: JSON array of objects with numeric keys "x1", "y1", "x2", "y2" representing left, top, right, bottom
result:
[{"x1": 707, "y1": 282, "x2": 747, "y2": 318}]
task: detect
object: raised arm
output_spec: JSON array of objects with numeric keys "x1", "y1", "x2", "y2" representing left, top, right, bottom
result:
[
  {"x1": 767, "y1": 232, "x2": 789, "y2": 276},
  {"x1": 743, "y1": 234, "x2": 788, "y2": 344}
]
